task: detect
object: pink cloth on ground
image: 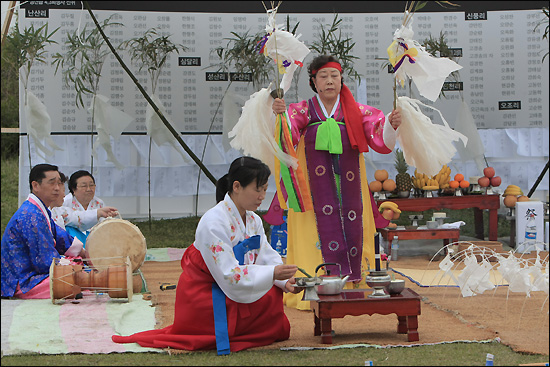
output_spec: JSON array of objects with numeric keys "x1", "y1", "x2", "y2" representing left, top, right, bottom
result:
[{"x1": 14, "y1": 277, "x2": 50, "y2": 299}]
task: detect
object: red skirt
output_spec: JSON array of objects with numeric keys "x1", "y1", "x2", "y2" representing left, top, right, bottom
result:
[{"x1": 112, "y1": 244, "x2": 290, "y2": 352}]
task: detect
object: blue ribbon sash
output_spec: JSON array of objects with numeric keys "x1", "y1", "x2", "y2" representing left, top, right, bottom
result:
[{"x1": 211, "y1": 234, "x2": 262, "y2": 355}]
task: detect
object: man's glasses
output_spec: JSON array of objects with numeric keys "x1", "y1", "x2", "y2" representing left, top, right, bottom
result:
[{"x1": 43, "y1": 179, "x2": 64, "y2": 186}]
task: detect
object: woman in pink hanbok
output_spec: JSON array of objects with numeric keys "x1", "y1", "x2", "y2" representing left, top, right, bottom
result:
[{"x1": 270, "y1": 55, "x2": 402, "y2": 309}]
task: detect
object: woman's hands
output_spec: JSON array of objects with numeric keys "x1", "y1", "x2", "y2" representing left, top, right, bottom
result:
[
  {"x1": 284, "y1": 277, "x2": 305, "y2": 294},
  {"x1": 274, "y1": 264, "x2": 297, "y2": 280},
  {"x1": 274, "y1": 264, "x2": 305, "y2": 294},
  {"x1": 272, "y1": 98, "x2": 287, "y2": 115},
  {"x1": 389, "y1": 109, "x2": 402, "y2": 130},
  {"x1": 97, "y1": 206, "x2": 119, "y2": 219}
]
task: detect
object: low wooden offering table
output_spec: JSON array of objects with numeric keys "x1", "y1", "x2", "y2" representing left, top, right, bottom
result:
[
  {"x1": 376, "y1": 194, "x2": 500, "y2": 241},
  {"x1": 309, "y1": 288, "x2": 421, "y2": 344},
  {"x1": 378, "y1": 227, "x2": 461, "y2": 258}
]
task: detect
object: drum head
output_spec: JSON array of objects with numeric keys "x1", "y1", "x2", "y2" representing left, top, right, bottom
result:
[{"x1": 86, "y1": 218, "x2": 146, "y2": 272}]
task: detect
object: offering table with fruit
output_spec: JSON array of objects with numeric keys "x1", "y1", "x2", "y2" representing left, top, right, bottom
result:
[{"x1": 376, "y1": 194, "x2": 500, "y2": 241}]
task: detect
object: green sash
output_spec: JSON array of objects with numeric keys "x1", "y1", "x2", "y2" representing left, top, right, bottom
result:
[{"x1": 311, "y1": 118, "x2": 344, "y2": 154}]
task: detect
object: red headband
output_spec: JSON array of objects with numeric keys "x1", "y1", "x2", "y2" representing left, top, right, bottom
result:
[{"x1": 312, "y1": 61, "x2": 342, "y2": 75}]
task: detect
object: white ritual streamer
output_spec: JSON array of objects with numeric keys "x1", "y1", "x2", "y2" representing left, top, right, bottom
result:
[
  {"x1": 453, "y1": 100, "x2": 486, "y2": 174},
  {"x1": 89, "y1": 94, "x2": 133, "y2": 169},
  {"x1": 145, "y1": 93, "x2": 189, "y2": 164},
  {"x1": 263, "y1": 8, "x2": 310, "y2": 94},
  {"x1": 396, "y1": 96, "x2": 468, "y2": 177},
  {"x1": 24, "y1": 90, "x2": 63, "y2": 158},
  {"x1": 389, "y1": 20, "x2": 462, "y2": 102},
  {"x1": 228, "y1": 84, "x2": 297, "y2": 173}
]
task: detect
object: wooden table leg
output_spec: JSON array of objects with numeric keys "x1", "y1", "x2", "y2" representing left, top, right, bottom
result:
[
  {"x1": 510, "y1": 218, "x2": 516, "y2": 247},
  {"x1": 313, "y1": 313, "x2": 320, "y2": 336},
  {"x1": 407, "y1": 315, "x2": 419, "y2": 342},
  {"x1": 320, "y1": 318, "x2": 333, "y2": 344},
  {"x1": 397, "y1": 315, "x2": 407, "y2": 334},
  {"x1": 488, "y1": 208, "x2": 498, "y2": 241},
  {"x1": 473, "y1": 208, "x2": 485, "y2": 240}
]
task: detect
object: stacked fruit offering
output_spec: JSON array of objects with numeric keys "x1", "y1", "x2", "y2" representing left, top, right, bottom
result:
[
  {"x1": 502, "y1": 185, "x2": 529, "y2": 207},
  {"x1": 477, "y1": 167, "x2": 501, "y2": 190},
  {"x1": 412, "y1": 165, "x2": 452, "y2": 191},
  {"x1": 449, "y1": 173, "x2": 470, "y2": 190},
  {"x1": 369, "y1": 169, "x2": 396, "y2": 193}
]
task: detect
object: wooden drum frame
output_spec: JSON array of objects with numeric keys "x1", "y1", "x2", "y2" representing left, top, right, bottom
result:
[{"x1": 49, "y1": 256, "x2": 133, "y2": 303}]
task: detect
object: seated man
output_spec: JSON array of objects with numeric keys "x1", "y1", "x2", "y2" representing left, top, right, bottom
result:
[
  {"x1": 61, "y1": 170, "x2": 118, "y2": 244},
  {"x1": 1, "y1": 164, "x2": 85, "y2": 299},
  {"x1": 50, "y1": 171, "x2": 69, "y2": 228}
]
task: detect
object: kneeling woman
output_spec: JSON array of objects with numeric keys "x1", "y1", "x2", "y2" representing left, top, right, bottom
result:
[{"x1": 113, "y1": 156, "x2": 302, "y2": 353}]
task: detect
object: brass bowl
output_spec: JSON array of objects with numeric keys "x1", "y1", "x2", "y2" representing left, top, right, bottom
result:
[{"x1": 385, "y1": 279, "x2": 405, "y2": 295}]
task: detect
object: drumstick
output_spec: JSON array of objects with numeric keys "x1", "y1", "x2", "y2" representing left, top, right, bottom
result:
[{"x1": 160, "y1": 283, "x2": 177, "y2": 291}]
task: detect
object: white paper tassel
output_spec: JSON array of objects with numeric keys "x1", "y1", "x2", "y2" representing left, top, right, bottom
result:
[
  {"x1": 396, "y1": 96, "x2": 468, "y2": 177},
  {"x1": 24, "y1": 91, "x2": 63, "y2": 158},
  {"x1": 263, "y1": 9, "x2": 310, "y2": 93},
  {"x1": 145, "y1": 94, "x2": 189, "y2": 164},
  {"x1": 89, "y1": 94, "x2": 133, "y2": 169},
  {"x1": 454, "y1": 100, "x2": 486, "y2": 173},
  {"x1": 228, "y1": 84, "x2": 297, "y2": 173},
  {"x1": 389, "y1": 21, "x2": 462, "y2": 102}
]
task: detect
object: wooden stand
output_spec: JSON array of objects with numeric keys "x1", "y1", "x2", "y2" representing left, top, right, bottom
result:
[
  {"x1": 378, "y1": 227, "x2": 460, "y2": 258},
  {"x1": 376, "y1": 194, "x2": 500, "y2": 241},
  {"x1": 309, "y1": 288, "x2": 421, "y2": 343}
]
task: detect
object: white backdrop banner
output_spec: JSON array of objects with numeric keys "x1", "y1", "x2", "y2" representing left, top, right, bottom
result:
[{"x1": 16, "y1": 2, "x2": 549, "y2": 217}]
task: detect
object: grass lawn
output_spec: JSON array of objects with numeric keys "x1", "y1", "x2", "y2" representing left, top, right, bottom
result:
[{"x1": 1, "y1": 156, "x2": 547, "y2": 365}]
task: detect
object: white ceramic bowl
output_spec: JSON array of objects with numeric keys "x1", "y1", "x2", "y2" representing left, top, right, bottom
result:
[{"x1": 426, "y1": 220, "x2": 438, "y2": 229}]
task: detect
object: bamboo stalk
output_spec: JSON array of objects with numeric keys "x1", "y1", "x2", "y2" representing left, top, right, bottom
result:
[
  {"x1": 1, "y1": 1, "x2": 16, "y2": 47},
  {"x1": 83, "y1": 1, "x2": 217, "y2": 185}
]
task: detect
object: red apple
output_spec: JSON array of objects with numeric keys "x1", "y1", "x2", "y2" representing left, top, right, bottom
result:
[
  {"x1": 483, "y1": 167, "x2": 495, "y2": 178},
  {"x1": 490, "y1": 176, "x2": 501, "y2": 187},
  {"x1": 478, "y1": 176, "x2": 491, "y2": 187}
]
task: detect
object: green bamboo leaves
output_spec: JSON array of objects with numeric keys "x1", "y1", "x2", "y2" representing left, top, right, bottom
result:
[
  {"x1": 310, "y1": 13, "x2": 361, "y2": 84},
  {"x1": 213, "y1": 30, "x2": 274, "y2": 91},
  {"x1": 51, "y1": 14, "x2": 122, "y2": 109},
  {"x1": 121, "y1": 28, "x2": 187, "y2": 94},
  {"x1": 533, "y1": 7, "x2": 549, "y2": 62},
  {"x1": 4, "y1": 20, "x2": 59, "y2": 89}
]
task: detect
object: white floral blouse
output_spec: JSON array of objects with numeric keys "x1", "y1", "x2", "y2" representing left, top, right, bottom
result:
[{"x1": 194, "y1": 193, "x2": 286, "y2": 304}]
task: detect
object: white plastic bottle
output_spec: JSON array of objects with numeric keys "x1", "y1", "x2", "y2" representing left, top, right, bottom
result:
[
  {"x1": 276, "y1": 239, "x2": 282, "y2": 255},
  {"x1": 524, "y1": 211, "x2": 537, "y2": 242},
  {"x1": 391, "y1": 236, "x2": 399, "y2": 261}
]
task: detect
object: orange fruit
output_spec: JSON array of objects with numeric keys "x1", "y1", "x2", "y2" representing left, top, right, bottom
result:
[
  {"x1": 449, "y1": 180, "x2": 459, "y2": 189},
  {"x1": 374, "y1": 169, "x2": 388, "y2": 182},
  {"x1": 382, "y1": 179, "x2": 396, "y2": 192},
  {"x1": 454, "y1": 173, "x2": 464, "y2": 182},
  {"x1": 459, "y1": 180, "x2": 470, "y2": 188},
  {"x1": 369, "y1": 180, "x2": 383, "y2": 192},
  {"x1": 503, "y1": 195, "x2": 517, "y2": 208},
  {"x1": 517, "y1": 195, "x2": 530, "y2": 202}
]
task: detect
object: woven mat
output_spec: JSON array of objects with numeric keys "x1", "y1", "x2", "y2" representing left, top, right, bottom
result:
[
  {"x1": 140, "y1": 255, "x2": 549, "y2": 355},
  {"x1": 1, "y1": 294, "x2": 159, "y2": 356}
]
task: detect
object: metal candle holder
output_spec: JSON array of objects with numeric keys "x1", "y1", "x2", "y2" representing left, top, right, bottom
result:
[
  {"x1": 409, "y1": 214, "x2": 423, "y2": 227},
  {"x1": 365, "y1": 257, "x2": 391, "y2": 299},
  {"x1": 294, "y1": 277, "x2": 322, "y2": 301}
]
